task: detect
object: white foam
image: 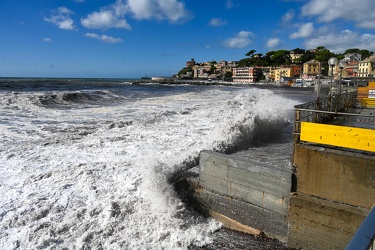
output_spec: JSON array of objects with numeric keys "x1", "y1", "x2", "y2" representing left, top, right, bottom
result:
[{"x1": 0, "y1": 86, "x2": 300, "y2": 249}]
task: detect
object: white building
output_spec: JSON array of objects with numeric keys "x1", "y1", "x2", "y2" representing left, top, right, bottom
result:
[{"x1": 232, "y1": 67, "x2": 262, "y2": 83}]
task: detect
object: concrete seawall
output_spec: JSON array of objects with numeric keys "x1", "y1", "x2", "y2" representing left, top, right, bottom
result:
[
  {"x1": 192, "y1": 150, "x2": 292, "y2": 242},
  {"x1": 288, "y1": 144, "x2": 375, "y2": 249}
]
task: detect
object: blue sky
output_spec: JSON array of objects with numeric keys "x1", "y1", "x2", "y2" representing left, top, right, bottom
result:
[{"x1": 1, "y1": 0, "x2": 375, "y2": 78}]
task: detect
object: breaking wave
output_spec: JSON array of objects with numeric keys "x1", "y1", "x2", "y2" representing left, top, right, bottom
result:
[{"x1": 0, "y1": 83, "x2": 305, "y2": 249}]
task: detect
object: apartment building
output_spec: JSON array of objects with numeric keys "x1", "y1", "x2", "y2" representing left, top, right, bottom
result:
[
  {"x1": 232, "y1": 67, "x2": 262, "y2": 83},
  {"x1": 303, "y1": 59, "x2": 321, "y2": 77},
  {"x1": 194, "y1": 67, "x2": 208, "y2": 78},
  {"x1": 358, "y1": 55, "x2": 375, "y2": 78},
  {"x1": 281, "y1": 64, "x2": 302, "y2": 77},
  {"x1": 274, "y1": 68, "x2": 292, "y2": 82}
]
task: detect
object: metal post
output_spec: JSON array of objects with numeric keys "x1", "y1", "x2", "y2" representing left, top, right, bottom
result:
[
  {"x1": 328, "y1": 57, "x2": 338, "y2": 99},
  {"x1": 316, "y1": 61, "x2": 321, "y2": 99},
  {"x1": 339, "y1": 67, "x2": 343, "y2": 94}
]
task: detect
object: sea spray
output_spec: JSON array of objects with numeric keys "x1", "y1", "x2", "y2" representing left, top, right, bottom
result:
[{"x1": 0, "y1": 80, "x2": 310, "y2": 249}]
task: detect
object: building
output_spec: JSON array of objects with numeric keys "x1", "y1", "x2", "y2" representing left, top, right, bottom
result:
[
  {"x1": 186, "y1": 58, "x2": 196, "y2": 68},
  {"x1": 232, "y1": 67, "x2": 262, "y2": 83},
  {"x1": 260, "y1": 66, "x2": 275, "y2": 82},
  {"x1": 281, "y1": 64, "x2": 302, "y2": 77},
  {"x1": 194, "y1": 67, "x2": 208, "y2": 78},
  {"x1": 274, "y1": 68, "x2": 292, "y2": 82},
  {"x1": 344, "y1": 53, "x2": 361, "y2": 62},
  {"x1": 358, "y1": 55, "x2": 375, "y2": 78},
  {"x1": 289, "y1": 51, "x2": 303, "y2": 63},
  {"x1": 303, "y1": 59, "x2": 321, "y2": 77},
  {"x1": 343, "y1": 60, "x2": 359, "y2": 78}
]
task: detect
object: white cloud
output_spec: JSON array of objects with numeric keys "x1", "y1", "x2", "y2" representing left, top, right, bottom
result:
[
  {"x1": 126, "y1": 0, "x2": 192, "y2": 23},
  {"x1": 43, "y1": 38, "x2": 52, "y2": 42},
  {"x1": 290, "y1": 22, "x2": 315, "y2": 39},
  {"x1": 82, "y1": 0, "x2": 190, "y2": 29},
  {"x1": 44, "y1": 7, "x2": 76, "y2": 30},
  {"x1": 208, "y1": 18, "x2": 227, "y2": 27},
  {"x1": 226, "y1": 0, "x2": 234, "y2": 9},
  {"x1": 85, "y1": 33, "x2": 123, "y2": 43},
  {"x1": 266, "y1": 38, "x2": 281, "y2": 49},
  {"x1": 81, "y1": 10, "x2": 131, "y2": 29},
  {"x1": 304, "y1": 30, "x2": 375, "y2": 53},
  {"x1": 223, "y1": 31, "x2": 252, "y2": 48},
  {"x1": 301, "y1": 0, "x2": 375, "y2": 29},
  {"x1": 281, "y1": 10, "x2": 294, "y2": 24}
]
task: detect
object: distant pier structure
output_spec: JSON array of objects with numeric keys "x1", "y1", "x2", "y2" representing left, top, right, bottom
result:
[{"x1": 178, "y1": 83, "x2": 375, "y2": 249}]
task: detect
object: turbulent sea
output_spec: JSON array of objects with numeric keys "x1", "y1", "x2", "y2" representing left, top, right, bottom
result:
[{"x1": 0, "y1": 78, "x2": 316, "y2": 249}]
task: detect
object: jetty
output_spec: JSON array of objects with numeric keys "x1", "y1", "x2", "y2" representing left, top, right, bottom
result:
[{"x1": 177, "y1": 82, "x2": 375, "y2": 249}]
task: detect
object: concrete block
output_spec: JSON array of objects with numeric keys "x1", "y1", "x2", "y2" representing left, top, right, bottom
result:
[
  {"x1": 194, "y1": 186, "x2": 289, "y2": 242},
  {"x1": 199, "y1": 150, "x2": 292, "y2": 215},
  {"x1": 197, "y1": 150, "x2": 293, "y2": 242},
  {"x1": 293, "y1": 144, "x2": 375, "y2": 209},
  {"x1": 228, "y1": 181, "x2": 289, "y2": 215},
  {"x1": 288, "y1": 193, "x2": 368, "y2": 250}
]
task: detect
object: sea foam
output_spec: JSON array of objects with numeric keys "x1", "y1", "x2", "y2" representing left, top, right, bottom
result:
[{"x1": 0, "y1": 85, "x2": 299, "y2": 249}]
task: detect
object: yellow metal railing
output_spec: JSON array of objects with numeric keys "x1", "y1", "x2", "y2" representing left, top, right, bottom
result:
[
  {"x1": 294, "y1": 91, "x2": 375, "y2": 153},
  {"x1": 300, "y1": 122, "x2": 375, "y2": 152}
]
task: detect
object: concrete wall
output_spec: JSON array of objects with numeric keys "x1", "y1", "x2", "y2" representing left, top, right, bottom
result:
[
  {"x1": 293, "y1": 144, "x2": 375, "y2": 209},
  {"x1": 288, "y1": 193, "x2": 368, "y2": 250},
  {"x1": 198, "y1": 150, "x2": 292, "y2": 242},
  {"x1": 289, "y1": 143, "x2": 375, "y2": 249}
]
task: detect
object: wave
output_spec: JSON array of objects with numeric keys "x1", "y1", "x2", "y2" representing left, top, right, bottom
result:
[
  {"x1": 34, "y1": 90, "x2": 123, "y2": 108},
  {"x1": 0, "y1": 86, "x2": 305, "y2": 249}
]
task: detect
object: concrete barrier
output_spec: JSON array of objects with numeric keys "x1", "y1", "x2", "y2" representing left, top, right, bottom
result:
[
  {"x1": 289, "y1": 143, "x2": 375, "y2": 249},
  {"x1": 197, "y1": 150, "x2": 293, "y2": 242},
  {"x1": 288, "y1": 193, "x2": 368, "y2": 250},
  {"x1": 293, "y1": 144, "x2": 375, "y2": 209}
]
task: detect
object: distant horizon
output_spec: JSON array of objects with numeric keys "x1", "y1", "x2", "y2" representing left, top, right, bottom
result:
[{"x1": 2, "y1": 1, "x2": 375, "y2": 78}]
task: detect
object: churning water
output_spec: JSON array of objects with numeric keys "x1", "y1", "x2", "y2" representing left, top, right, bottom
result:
[{"x1": 0, "y1": 79, "x2": 315, "y2": 249}]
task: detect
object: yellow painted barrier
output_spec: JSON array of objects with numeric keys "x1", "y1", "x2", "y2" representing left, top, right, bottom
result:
[
  {"x1": 300, "y1": 122, "x2": 375, "y2": 153},
  {"x1": 362, "y1": 98, "x2": 375, "y2": 108},
  {"x1": 358, "y1": 81, "x2": 375, "y2": 102}
]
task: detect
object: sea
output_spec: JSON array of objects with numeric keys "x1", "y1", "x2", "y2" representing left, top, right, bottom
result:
[{"x1": 0, "y1": 78, "x2": 316, "y2": 249}]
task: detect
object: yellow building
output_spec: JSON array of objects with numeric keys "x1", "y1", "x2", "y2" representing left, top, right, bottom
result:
[
  {"x1": 303, "y1": 59, "x2": 321, "y2": 77},
  {"x1": 274, "y1": 68, "x2": 292, "y2": 82},
  {"x1": 358, "y1": 55, "x2": 375, "y2": 78}
]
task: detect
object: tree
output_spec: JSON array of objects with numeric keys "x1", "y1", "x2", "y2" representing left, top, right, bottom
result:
[
  {"x1": 210, "y1": 64, "x2": 216, "y2": 73},
  {"x1": 224, "y1": 71, "x2": 232, "y2": 81},
  {"x1": 271, "y1": 50, "x2": 290, "y2": 65},
  {"x1": 177, "y1": 67, "x2": 193, "y2": 79},
  {"x1": 300, "y1": 50, "x2": 315, "y2": 64},
  {"x1": 314, "y1": 48, "x2": 335, "y2": 76},
  {"x1": 245, "y1": 49, "x2": 256, "y2": 57},
  {"x1": 359, "y1": 49, "x2": 374, "y2": 60},
  {"x1": 344, "y1": 48, "x2": 360, "y2": 54},
  {"x1": 292, "y1": 48, "x2": 305, "y2": 54},
  {"x1": 237, "y1": 58, "x2": 251, "y2": 67},
  {"x1": 253, "y1": 53, "x2": 264, "y2": 66},
  {"x1": 315, "y1": 48, "x2": 335, "y2": 62},
  {"x1": 264, "y1": 51, "x2": 275, "y2": 66}
]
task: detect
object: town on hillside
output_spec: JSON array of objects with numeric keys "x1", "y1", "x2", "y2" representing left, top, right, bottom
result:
[{"x1": 174, "y1": 47, "x2": 375, "y2": 87}]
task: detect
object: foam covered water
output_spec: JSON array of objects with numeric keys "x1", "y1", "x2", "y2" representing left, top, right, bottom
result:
[{"x1": 0, "y1": 80, "x2": 309, "y2": 249}]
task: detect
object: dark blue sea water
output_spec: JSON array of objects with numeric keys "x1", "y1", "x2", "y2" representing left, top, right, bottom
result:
[{"x1": 0, "y1": 78, "x2": 315, "y2": 249}]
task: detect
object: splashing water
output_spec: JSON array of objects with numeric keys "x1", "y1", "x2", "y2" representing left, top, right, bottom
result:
[{"x1": 0, "y1": 81, "x2": 307, "y2": 249}]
